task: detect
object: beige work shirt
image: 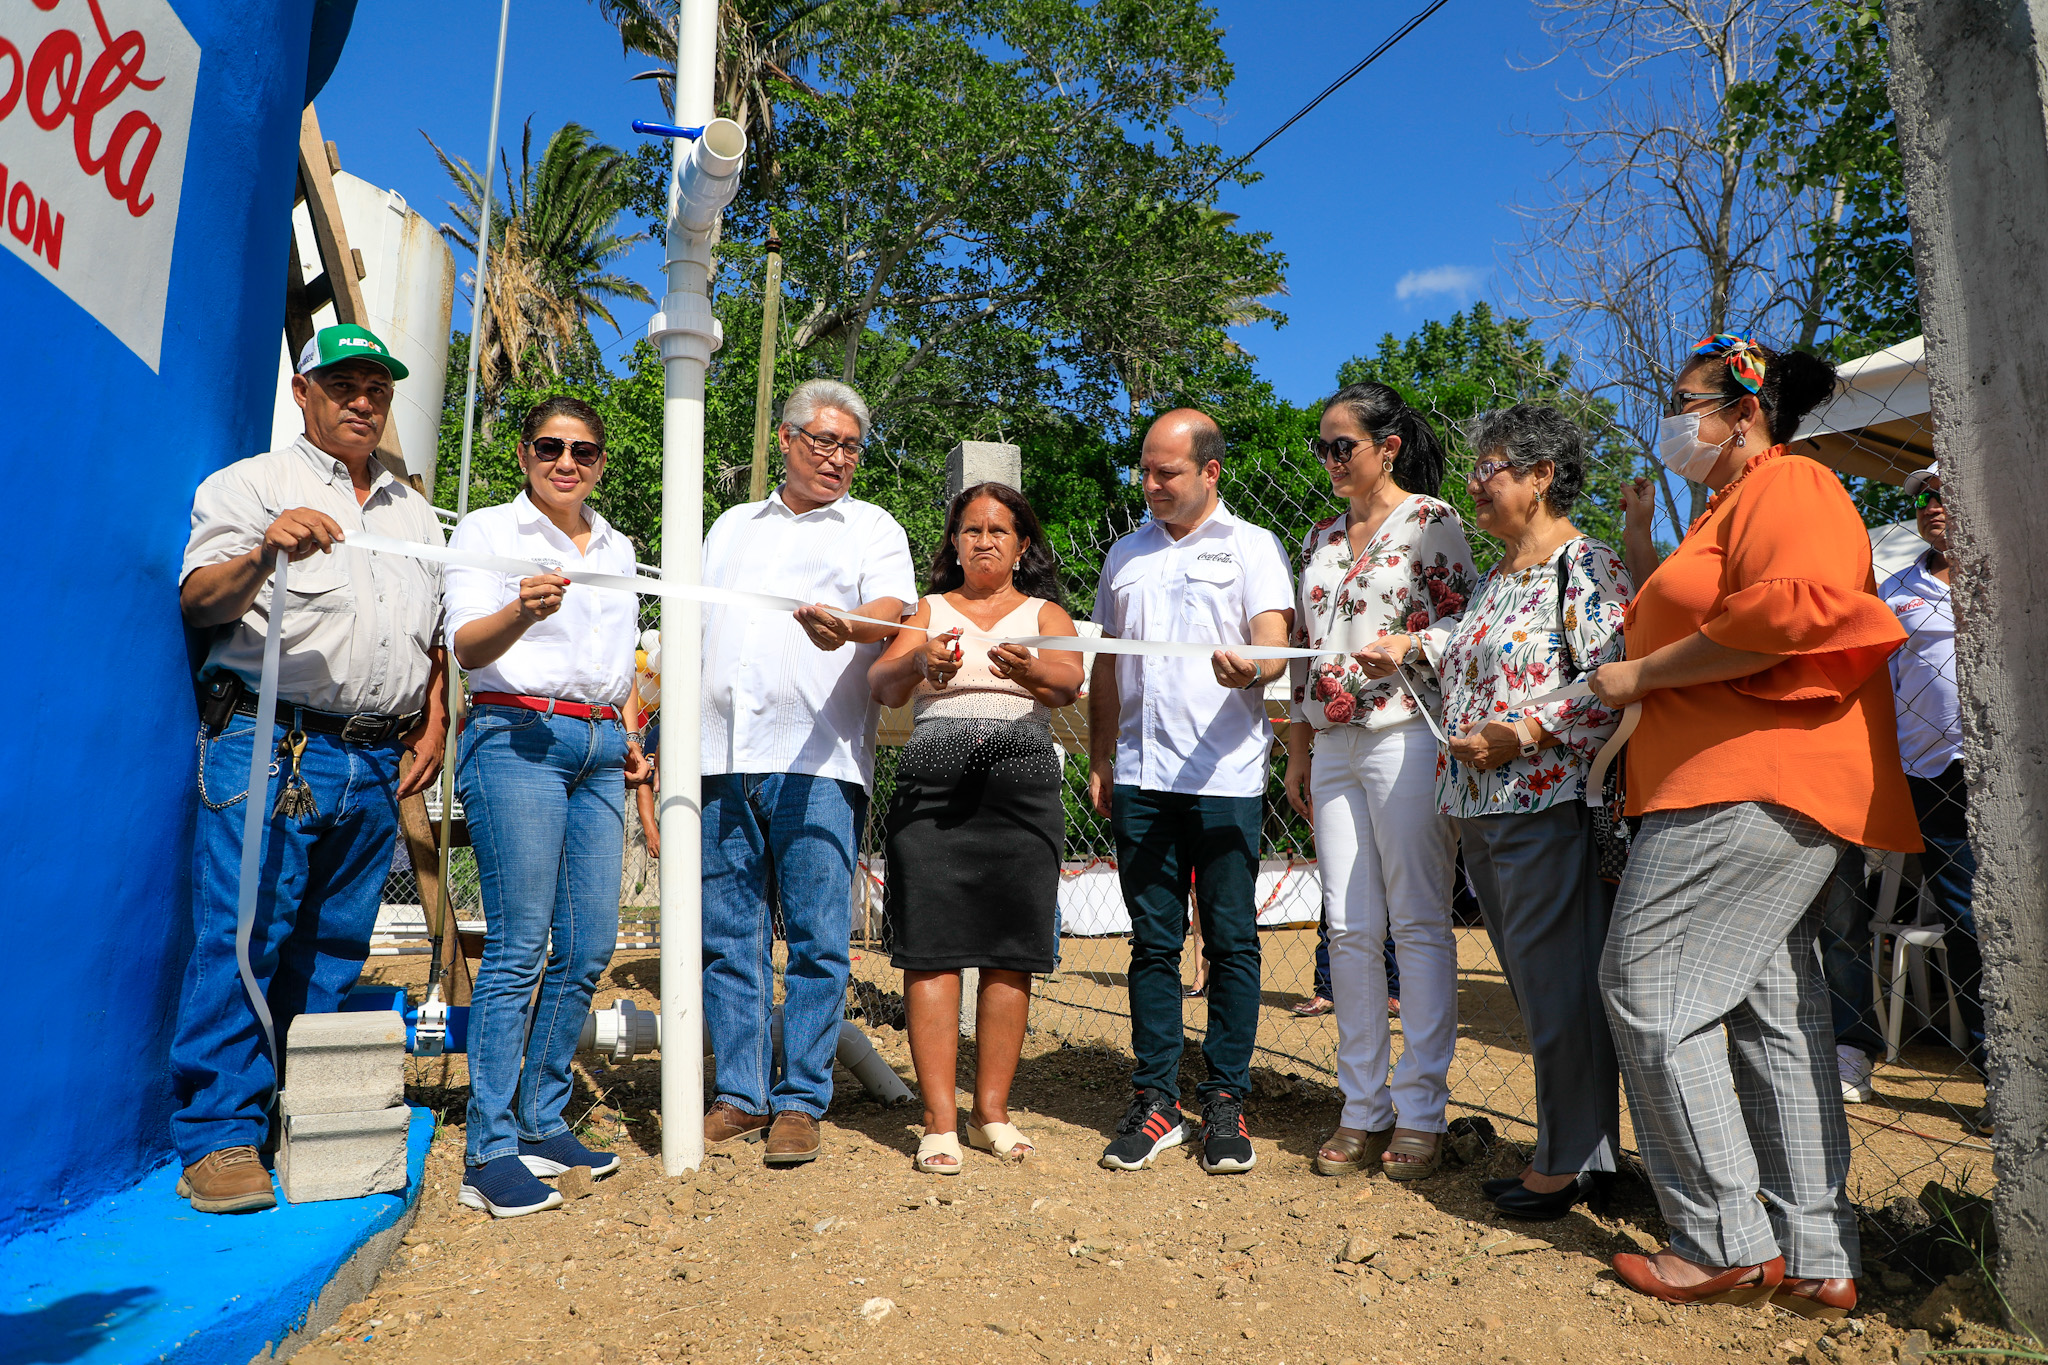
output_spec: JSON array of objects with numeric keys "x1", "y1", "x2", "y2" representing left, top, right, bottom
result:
[{"x1": 182, "y1": 436, "x2": 445, "y2": 715}]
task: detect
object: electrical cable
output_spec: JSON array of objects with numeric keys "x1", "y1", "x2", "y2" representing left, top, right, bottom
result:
[{"x1": 1197, "y1": 0, "x2": 1453, "y2": 197}]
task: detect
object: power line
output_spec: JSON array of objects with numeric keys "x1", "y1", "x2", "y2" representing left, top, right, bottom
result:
[{"x1": 1198, "y1": 0, "x2": 1453, "y2": 198}]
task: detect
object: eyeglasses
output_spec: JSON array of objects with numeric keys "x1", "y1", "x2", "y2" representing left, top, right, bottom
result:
[
  {"x1": 1470, "y1": 457, "x2": 1514, "y2": 484},
  {"x1": 1308, "y1": 436, "x2": 1367, "y2": 466},
  {"x1": 1666, "y1": 389, "x2": 1727, "y2": 417},
  {"x1": 791, "y1": 424, "x2": 866, "y2": 459},
  {"x1": 1914, "y1": 489, "x2": 1943, "y2": 509},
  {"x1": 528, "y1": 436, "x2": 603, "y2": 467}
]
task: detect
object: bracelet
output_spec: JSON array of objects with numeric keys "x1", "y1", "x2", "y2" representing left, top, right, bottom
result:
[{"x1": 1241, "y1": 664, "x2": 1268, "y2": 691}]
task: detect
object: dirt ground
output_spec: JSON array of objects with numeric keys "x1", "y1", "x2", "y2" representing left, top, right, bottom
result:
[{"x1": 295, "y1": 948, "x2": 2020, "y2": 1365}]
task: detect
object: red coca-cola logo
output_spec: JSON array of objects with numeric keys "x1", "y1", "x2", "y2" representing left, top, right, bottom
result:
[{"x1": 0, "y1": 0, "x2": 166, "y2": 218}]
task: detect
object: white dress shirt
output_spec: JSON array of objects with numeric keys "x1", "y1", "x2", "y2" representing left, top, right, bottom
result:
[
  {"x1": 701, "y1": 488, "x2": 917, "y2": 787},
  {"x1": 1880, "y1": 552, "x2": 1961, "y2": 779},
  {"x1": 182, "y1": 436, "x2": 444, "y2": 715},
  {"x1": 443, "y1": 492, "x2": 640, "y2": 707},
  {"x1": 1091, "y1": 502, "x2": 1294, "y2": 798}
]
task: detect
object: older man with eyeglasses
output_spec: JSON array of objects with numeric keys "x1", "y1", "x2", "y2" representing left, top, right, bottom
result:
[{"x1": 698, "y1": 379, "x2": 916, "y2": 1166}]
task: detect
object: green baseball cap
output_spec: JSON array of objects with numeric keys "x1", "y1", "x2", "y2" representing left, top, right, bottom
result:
[{"x1": 296, "y1": 323, "x2": 410, "y2": 381}]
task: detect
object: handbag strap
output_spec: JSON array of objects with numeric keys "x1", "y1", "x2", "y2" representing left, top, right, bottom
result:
[{"x1": 1554, "y1": 541, "x2": 1580, "y2": 681}]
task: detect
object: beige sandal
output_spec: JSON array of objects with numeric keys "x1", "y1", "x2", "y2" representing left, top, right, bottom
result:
[
  {"x1": 1313, "y1": 1124, "x2": 1394, "y2": 1177},
  {"x1": 1381, "y1": 1130, "x2": 1443, "y2": 1182},
  {"x1": 966, "y1": 1120, "x2": 1034, "y2": 1162},
  {"x1": 916, "y1": 1131, "x2": 963, "y2": 1175}
]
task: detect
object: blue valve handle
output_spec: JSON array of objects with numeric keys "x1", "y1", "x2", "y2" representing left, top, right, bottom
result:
[{"x1": 633, "y1": 120, "x2": 704, "y2": 140}]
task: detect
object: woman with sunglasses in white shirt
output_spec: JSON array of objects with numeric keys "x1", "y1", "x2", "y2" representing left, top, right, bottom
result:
[{"x1": 444, "y1": 396, "x2": 652, "y2": 1217}]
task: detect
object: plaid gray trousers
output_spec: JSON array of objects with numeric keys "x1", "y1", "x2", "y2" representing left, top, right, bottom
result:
[{"x1": 1600, "y1": 801, "x2": 1859, "y2": 1278}]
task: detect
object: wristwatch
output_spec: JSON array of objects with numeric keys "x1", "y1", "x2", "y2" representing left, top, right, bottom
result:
[{"x1": 1515, "y1": 716, "x2": 1542, "y2": 759}]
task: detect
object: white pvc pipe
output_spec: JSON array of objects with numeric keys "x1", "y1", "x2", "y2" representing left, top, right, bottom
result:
[{"x1": 657, "y1": 0, "x2": 723, "y2": 1179}]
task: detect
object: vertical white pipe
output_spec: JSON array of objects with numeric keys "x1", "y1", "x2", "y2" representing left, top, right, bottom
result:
[{"x1": 659, "y1": 0, "x2": 720, "y2": 1178}]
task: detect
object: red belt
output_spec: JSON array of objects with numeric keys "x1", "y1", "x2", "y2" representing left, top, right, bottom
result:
[{"x1": 470, "y1": 692, "x2": 622, "y2": 721}]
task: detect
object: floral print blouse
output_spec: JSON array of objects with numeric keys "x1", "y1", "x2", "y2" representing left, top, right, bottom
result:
[
  {"x1": 1418, "y1": 536, "x2": 1634, "y2": 818},
  {"x1": 1289, "y1": 496, "x2": 1478, "y2": 733}
]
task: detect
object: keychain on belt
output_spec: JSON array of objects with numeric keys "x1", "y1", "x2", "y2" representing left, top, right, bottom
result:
[{"x1": 273, "y1": 725, "x2": 320, "y2": 819}]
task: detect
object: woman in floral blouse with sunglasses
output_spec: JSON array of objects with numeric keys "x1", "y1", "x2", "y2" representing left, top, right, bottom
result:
[{"x1": 1279, "y1": 381, "x2": 1476, "y2": 1183}]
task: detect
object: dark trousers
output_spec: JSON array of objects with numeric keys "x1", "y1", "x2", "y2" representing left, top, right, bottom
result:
[
  {"x1": 1817, "y1": 845, "x2": 1885, "y2": 1055},
  {"x1": 1113, "y1": 785, "x2": 1262, "y2": 1103},
  {"x1": 1909, "y1": 761, "x2": 1984, "y2": 1072}
]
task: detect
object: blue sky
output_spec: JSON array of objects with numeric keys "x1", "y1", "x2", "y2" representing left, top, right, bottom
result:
[{"x1": 315, "y1": 0, "x2": 1580, "y2": 408}]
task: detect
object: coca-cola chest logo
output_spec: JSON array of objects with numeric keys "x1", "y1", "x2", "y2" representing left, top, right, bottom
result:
[{"x1": 1, "y1": 0, "x2": 199, "y2": 372}]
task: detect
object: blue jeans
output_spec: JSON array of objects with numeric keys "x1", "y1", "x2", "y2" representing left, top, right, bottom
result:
[
  {"x1": 459, "y1": 706, "x2": 628, "y2": 1164},
  {"x1": 170, "y1": 717, "x2": 401, "y2": 1164},
  {"x1": 1114, "y1": 785, "x2": 1263, "y2": 1103},
  {"x1": 1909, "y1": 764, "x2": 1983, "y2": 1073},
  {"x1": 703, "y1": 772, "x2": 861, "y2": 1119},
  {"x1": 1816, "y1": 845, "x2": 1885, "y2": 1055}
]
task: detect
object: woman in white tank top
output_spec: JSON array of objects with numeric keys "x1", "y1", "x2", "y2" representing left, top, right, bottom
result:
[{"x1": 869, "y1": 484, "x2": 1085, "y2": 1175}]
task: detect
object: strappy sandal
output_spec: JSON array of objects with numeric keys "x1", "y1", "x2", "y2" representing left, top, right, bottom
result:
[
  {"x1": 1313, "y1": 1124, "x2": 1393, "y2": 1177},
  {"x1": 915, "y1": 1131, "x2": 963, "y2": 1175},
  {"x1": 966, "y1": 1120, "x2": 1035, "y2": 1162},
  {"x1": 1381, "y1": 1130, "x2": 1443, "y2": 1182}
]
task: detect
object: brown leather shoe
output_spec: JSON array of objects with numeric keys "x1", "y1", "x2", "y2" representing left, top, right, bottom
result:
[
  {"x1": 1774, "y1": 1277, "x2": 1856, "y2": 1320},
  {"x1": 175, "y1": 1146, "x2": 277, "y2": 1214},
  {"x1": 705, "y1": 1100, "x2": 770, "y2": 1148},
  {"x1": 763, "y1": 1111, "x2": 822, "y2": 1166},
  {"x1": 1613, "y1": 1251, "x2": 1783, "y2": 1307}
]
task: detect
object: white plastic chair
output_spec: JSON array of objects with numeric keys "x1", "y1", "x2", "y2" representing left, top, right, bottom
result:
[{"x1": 1867, "y1": 851, "x2": 1967, "y2": 1062}]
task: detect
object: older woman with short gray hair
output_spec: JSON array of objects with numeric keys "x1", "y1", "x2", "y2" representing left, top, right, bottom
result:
[{"x1": 1360, "y1": 402, "x2": 1633, "y2": 1219}]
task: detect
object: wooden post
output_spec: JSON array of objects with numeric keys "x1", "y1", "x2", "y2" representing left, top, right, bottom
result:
[{"x1": 748, "y1": 236, "x2": 783, "y2": 502}]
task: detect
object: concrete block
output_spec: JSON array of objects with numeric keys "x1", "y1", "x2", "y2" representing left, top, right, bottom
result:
[
  {"x1": 945, "y1": 441, "x2": 1021, "y2": 498},
  {"x1": 280, "y1": 1010, "x2": 405, "y2": 1117},
  {"x1": 279, "y1": 1106, "x2": 410, "y2": 1204}
]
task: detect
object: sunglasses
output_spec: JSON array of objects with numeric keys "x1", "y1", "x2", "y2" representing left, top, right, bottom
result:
[
  {"x1": 1308, "y1": 436, "x2": 1371, "y2": 466},
  {"x1": 1471, "y1": 457, "x2": 1514, "y2": 484},
  {"x1": 528, "y1": 436, "x2": 604, "y2": 466},
  {"x1": 1914, "y1": 489, "x2": 1943, "y2": 509},
  {"x1": 1666, "y1": 389, "x2": 1729, "y2": 417}
]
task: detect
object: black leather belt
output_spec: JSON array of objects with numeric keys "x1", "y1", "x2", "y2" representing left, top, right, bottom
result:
[{"x1": 231, "y1": 695, "x2": 421, "y2": 746}]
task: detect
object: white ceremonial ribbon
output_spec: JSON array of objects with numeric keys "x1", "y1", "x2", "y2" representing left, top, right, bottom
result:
[
  {"x1": 1392, "y1": 660, "x2": 1450, "y2": 745},
  {"x1": 236, "y1": 557, "x2": 286, "y2": 1075},
  {"x1": 343, "y1": 531, "x2": 1329, "y2": 661},
  {"x1": 1506, "y1": 679, "x2": 1643, "y2": 808}
]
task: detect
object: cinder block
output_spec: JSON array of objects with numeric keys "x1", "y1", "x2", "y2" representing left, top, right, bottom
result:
[
  {"x1": 279, "y1": 1105, "x2": 410, "y2": 1204},
  {"x1": 280, "y1": 1010, "x2": 405, "y2": 1117},
  {"x1": 945, "y1": 440, "x2": 1021, "y2": 497}
]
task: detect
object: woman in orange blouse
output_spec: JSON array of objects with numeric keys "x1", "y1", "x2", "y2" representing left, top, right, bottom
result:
[{"x1": 1588, "y1": 335, "x2": 1917, "y2": 1323}]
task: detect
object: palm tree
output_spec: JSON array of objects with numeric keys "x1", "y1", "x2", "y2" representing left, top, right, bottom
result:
[
  {"x1": 591, "y1": 0, "x2": 906, "y2": 199},
  {"x1": 427, "y1": 119, "x2": 653, "y2": 415}
]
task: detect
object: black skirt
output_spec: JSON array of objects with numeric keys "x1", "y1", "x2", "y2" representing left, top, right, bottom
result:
[{"x1": 883, "y1": 716, "x2": 1063, "y2": 973}]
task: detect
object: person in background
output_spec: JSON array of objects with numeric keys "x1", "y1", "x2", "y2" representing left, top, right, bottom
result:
[
  {"x1": 173, "y1": 324, "x2": 448, "y2": 1213},
  {"x1": 1878, "y1": 463, "x2": 1987, "y2": 1122},
  {"x1": 1293, "y1": 930, "x2": 1401, "y2": 1019},
  {"x1": 1281, "y1": 382, "x2": 1474, "y2": 1182},
  {"x1": 1090, "y1": 409, "x2": 1294, "y2": 1175},
  {"x1": 445, "y1": 396, "x2": 651, "y2": 1218},
  {"x1": 1361, "y1": 403, "x2": 1631, "y2": 1218},
  {"x1": 870, "y1": 483, "x2": 1084, "y2": 1173},
  {"x1": 1590, "y1": 334, "x2": 1919, "y2": 1321},
  {"x1": 627, "y1": 633, "x2": 661, "y2": 861},
  {"x1": 700, "y1": 379, "x2": 916, "y2": 1166}
]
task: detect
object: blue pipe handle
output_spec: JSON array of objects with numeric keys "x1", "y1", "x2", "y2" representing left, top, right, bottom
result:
[{"x1": 633, "y1": 120, "x2": 704, "y2": 140}]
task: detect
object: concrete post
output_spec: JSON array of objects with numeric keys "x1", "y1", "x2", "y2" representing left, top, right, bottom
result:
[
  {"x1": 946, "y1": 441, "x2": 1023, "y2": 495},
  {"x1": 1888, "y1": 0, "x2": 2048, "y2": 1325}
]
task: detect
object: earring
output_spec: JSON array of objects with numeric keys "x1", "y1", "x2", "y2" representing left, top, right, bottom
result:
[
  {"x1": 1382, "y1": 459, "x2": 1393, "y2": 474},
  {"x1": 1736, "y1": 433, "x2": 1746, "y2": 447}
]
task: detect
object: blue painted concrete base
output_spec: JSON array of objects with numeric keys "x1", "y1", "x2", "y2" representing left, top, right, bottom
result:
[{"x1": 1, "y1": 1108, "x2": 434, "y2": 1365}]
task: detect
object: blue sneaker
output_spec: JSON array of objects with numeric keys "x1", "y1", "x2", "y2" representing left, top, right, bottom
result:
[
  {"x1": 518, "y1": 1132, "x2": 621, "y2": 1179},
  {"x1": 459, "y1": 1156, "x2": 564, "y2": 1218}
]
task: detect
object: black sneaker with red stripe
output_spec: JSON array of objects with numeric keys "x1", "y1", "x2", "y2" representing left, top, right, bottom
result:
[
  {"x1": 1099, "y1": 1087, "x2": 1186, "y2": 1170},
  {"x1": 1198, "y1": 1090, "x2": 1255, "y2": 1173}
]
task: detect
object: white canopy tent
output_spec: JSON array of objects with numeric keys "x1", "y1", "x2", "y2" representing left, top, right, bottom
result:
[{"x1": 1791, "y1": 335, "x2": 1934, "y2": 486}]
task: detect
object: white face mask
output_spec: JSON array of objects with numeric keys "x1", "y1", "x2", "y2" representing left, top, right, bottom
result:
[{"x1": 1655, "y1": 405, "x2": 1734, "y2": 482}]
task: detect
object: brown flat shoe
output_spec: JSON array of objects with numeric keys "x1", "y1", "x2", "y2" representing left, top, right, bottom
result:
[
  {"x1": 705, "y1": 1100, "x2": 769, "y2": 1148},
  {"x1": 764, "y1": 1111, "x2": 822, "y2": 1166},
  {"x1": 1775, "y1": 1277, "x2": 1856, "y2": 1321},
  {"x1": 176, "y1": 1146, "x2": 276, "y2": 1214},
  {"x1": 1613, "y1": 1251, "x2": 1783, "y2": 1307}
]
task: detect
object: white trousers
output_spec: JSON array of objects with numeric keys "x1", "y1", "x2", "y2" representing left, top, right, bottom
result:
[{"x1": 1310, "y1": 722, "x2": 1459, "y2": 1132}]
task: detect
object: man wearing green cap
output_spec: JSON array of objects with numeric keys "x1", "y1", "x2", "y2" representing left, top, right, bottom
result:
[{"x1": 169, "y1": 324, "x2": 448, "y2": 1213}]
